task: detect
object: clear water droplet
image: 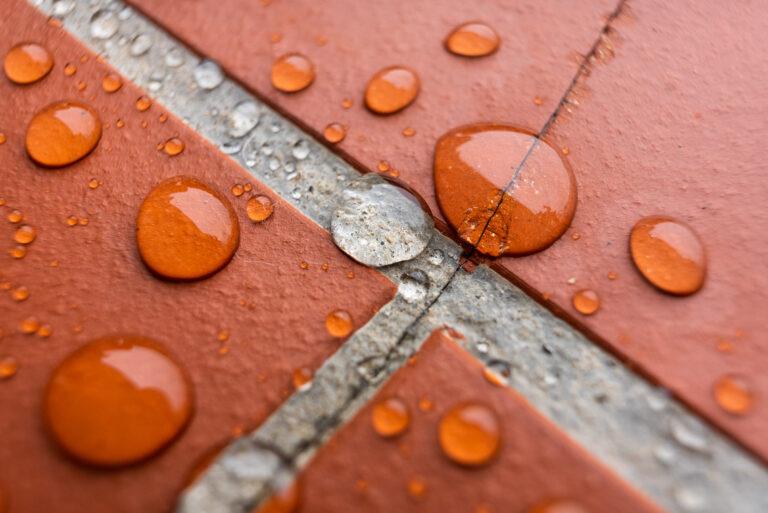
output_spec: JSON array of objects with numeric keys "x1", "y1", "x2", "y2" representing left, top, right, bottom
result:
[
  {"x1": 399, "y1": 270, "x2": 429, "y2": 304},
  {"x1": 164, "y1": 47, "x2": 185, "y2": 67},
  {"x1": 290, "y1": 188, "x2": 302, "y2": 200},
  {"x1": 52, "y1": 0, "x2": 75, "y2": 16},
  {"x1": 670, "y1": 418, "x2": 709, "y2": 453},
  {"x1": 291, "y1": 139, "x2": 310, "y2": 160},
  {"x1": 228, "y1": 100, "x2": 259, "y2": 138},
  {"x1": 129, "y1": 33, "x2": 152, "y2": 56},
  {"x1": 89, "y1": 10, "x2": 119, "y2": 40},
  {"x1": 194, "y1": 59, "x2": 224, "y2": 90},
  {"x1": 427, "y1": 248, "x2": 444, "y2": 266},
  {"x1": 26, "y1": 101, "x2": 101, "y2": 167}
]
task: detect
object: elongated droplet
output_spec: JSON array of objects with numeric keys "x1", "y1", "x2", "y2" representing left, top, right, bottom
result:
[{"x1": 445, "y1": 22, "x2": 500, "y2": 57}]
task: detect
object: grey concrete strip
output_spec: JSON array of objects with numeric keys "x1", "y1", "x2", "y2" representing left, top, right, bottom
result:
[{"x1": 28, "y1": 1, "x2": 768, "y2": 513}]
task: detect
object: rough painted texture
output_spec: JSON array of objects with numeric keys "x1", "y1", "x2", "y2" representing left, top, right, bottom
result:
[
  {"x1": 125, "y1": 0, "x2": 616, "y2": 217},
  {"x1": 489, "y1": 0, "x2": 768, "y2": 459},
  {"x1": 0, "y1": 3, "x2": 395, "y2": 511},
  {"x1": 294, "y1": 329, "x2": 664, "y2": 513}
]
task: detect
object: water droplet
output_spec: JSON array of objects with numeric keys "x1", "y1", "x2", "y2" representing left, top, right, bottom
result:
[
  {"x1": 673, "y1": 486, "x2": 706, "y2": 512},
  {"x1": 528, "y1": 500, "x2": 589, "y2": 513},
  {"x1": 194, "y1": 59, "x2": 224, "y2": 90},
  {"x1": 20, "y1": 317, "x2": 39, "y2": 334},
  {"x1": 445, "y1": 22, "x2": 500, "y2": 57},
  {"x1": 37, "y1": 324, "x2": 52, "y2": 338},
  {"x1": 325, "y1": 309, "x2": 353, "y2": 338},
  {"x1": 164, "y1": 47, "x2": 185, "y2": 67},
  {"x1": 427, "y1": 248, "x2": 444, "y2": 265},
  {"x1": 607, "y1": 271, "x2": 618, "y2": 280},
  {"x1": 4, "y1": 42, "x2": 54, "y2": 84},
  {"x1": 136, "y1": 176, "x2": 240, "y2": 280},
  {"x1": 399, "y1": 270, "x2": 429, "y2": 304},
  {"x1": 402, "y1": 127, "x2": 415, "y2": 137},
  {"x1": 66, "y1": 215, "x2": 77, "y2": 226},
  {"x1": 11, "y1": 286, "x2": 29, "y2": 302},
  {"x1": 89, "y1": 10, "x2": 119, "y2": 40},
  {"x1": 254, "y1": 481, "x2": 300, "y2": 513},
  {"x1": 371, "y1": 397, "x2": 410, "y2": 437},
  {"x1": 75, "y1": 80, "x2": 87, "y2": 91},
  {"x1": 713, "y1": 374, "x2": 754, "y2": 415},
  {"x1": 63, "y1": 62, "x2": 76, "y2": 76},
  {"x1": 5, "y1": 210, "x2": 20, "y2": 223},
  {"x1": 247, "y1": 195, "x2": 274, "y2": 223},
  {"x1": 572, "y1": 289, "x2": 599, "y2": 315},
  {"x1": 26, "y1": 101, "x2": 101, "y2": 167},
  {"x1": 364, "y1": 66, "x2": 420, "y2": 114},
  {"x1": 290, "y1": 188, "x2": 302, "y2": 200},
  {"x1": 52, "y1": 0, "x2": 75, "y2": 16},
  {"x1": 670, "y1": 418, "x2": 709, "y2": 453},
  {"x1": 129, "y1": 33, "x2": 152, "y2": 56},
  {"x1": 482, "y1": 360, "x2": 511, "y2": 387},
  {"x1": 434, "y1": 123, "x2": 576, "y2": 256},
  {"x1": 162, "y1": 137, "x2": 184, "y2": 156},
  {"x1": 291, "y1": 367, "x2": 313, "y2": 391},
  {"x1": 0, "y1": 133, "x2": 5, "y2": 145},
  {"x1": 271, "y1": 53, "x2": 315, "y2": 93},
  {"x1": 438, "y1": 402, "x2": 499, "y2": 466},
  {"x1": 291, "y1": 139, "x2": 310, "y2": 160},
  {"x1": 227, "y1": 100, "x2": 259, "y2": 138},
  {"x1": 135, "y1": 95, "x2": 152, "y2": 111},
  {"x1": 9, "y1": 246, "x2": 26, "y2": 259},
  {"x1": 231, "y1": 184, "x2": 244, "y2": 197},
  {"x1": 377, "y1": 160, "x2": 390, "y2": 172},
  {"x1": 331, "y1": 174, "x2": 434, "y2": 267},
  {"x1": 406, "y1": 477, "x2": 426, "y2": 498},
  {"x1": 341, "y1": 98, "x2": 353, "y2": 109},
  {"x1": 101, "y1": 72, "x2": 122, "y2": 92},
  {"x1": 630, "y1": 216, "x2": 706, "y2": 295},
  {"x1": 13, "y1": 225, "x2": 36, "y2": 244},
  {"x1": 0, "y1": 355, "x2": 18, "y2": 380},
  {"x1": 323, "y1": 122, "x2": 346, "y2": 144},
  {"x1": 88, "y1": 178, "x2": 100, "y2": 189},
  {"x1": 44, "y1": 336, "x2": 193, "y2": 466}
]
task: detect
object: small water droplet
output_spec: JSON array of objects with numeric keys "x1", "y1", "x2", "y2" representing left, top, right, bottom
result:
[
  {"x1": 325, "y1": 309, "x2": 353, "y2": 338},
  {"x1": 482, "y1": 360, "x2": 511, "y2": 387},
  {"x1": 44, "y1": 336, "x2": 193, "y2": 466},
  {"x1": 445, "y1": 22, "x2": 500, "y2": 57},
  {"x1": 438, "y1": 403, "x2": 499, "y2": 466},
  {"x1": 37, "y1": 324, "x2": 52, "y2": 338},
  {"x1": 713, "y1": 374, "x2": 754, "y2": 415},
  {"x1": 11, "y1": 286, "x2": 29, "y2": 302},
  {"x1": 231, "y1": 184, "x2": 244, "y2": 197},
  {"x1": 26, "y1": 101, "x2": 101, "y2": 167},
  {"x1": 653, "y1": 443, "x2": 676, "y2": 466},
  {"x1": 117, "y1": 6, "x2": 133, "y2": 20},
  {"x1": 89, "y1": 10, "x2": 119, "y2": 40},
  {"x1": 101, "y1": 72, "x2": 122, "y2": 92},
  {"x1": 52, "y1": 0, "x2": 75, "y2": 16},
  {"x1": 572, "y1": 289, "x2": 599, "y2": 315},
  {"x1": 135, "y1": 95, "x2": 152, "y2": 111},
  {"x1": 427, "y1": 248, "x2": 444, "y2": 266},
  {"x1": 9, "y1": 246, "x2": 26, "y2": 259},
  {"x1": 323, "y1": 122, "x2": 346, "y2": 144},
  {"x1": 377, "y1": 160, "x2": 390, "y2": 172},
  {"x1": 290, "y1": 188, "x2": 302, "y2": 200},
  {"x1": 670, "y1": 418, "x2": 709, "y2": 453},
  {"x1": 371, "y1": 397, "x2": 410, "y2": 438},
  {"x1": 4, "y1": 42, "x2": 54, "y2": 84},
  {"x1": 291, "y1": 139, "x2": 310, "y2": 160},
  {"x1": 20, "y1": 317, "x2": 39, "y2": 334},
  {"x1": 129, "y1": 33, "x2": 152, "y2": 56},
  {"x1": 292, "y1": 367, "x2": 313, "y2": 391},
  {"x1": 271, "y1": 53, "x2": 315, "y2": 93},
  {"x1": 136, "y1": 176, "x2": 239, "y2": 280},
  {"x1": 162, "y1": 137, "x2": 184, "y2": 156},
  {"x1": 88, "y1": 178, "x2": 100, "y2": 189},
  {"x1": 364, "y1": 66, "x2": 420, "y2": 114},
  {"x1": 0, "y1": 356, "x2": 18, "y2": 380},
  {"x1": 399, "y1": 269, "x2": 429, "y2": 304},
  {"x1": 164, "y1": 47, "x2": 185, "y2": 67},
  {"x1": 673, "y1": 486, "x2": 706, "y2": 512},
  {"x1": 406, "y1": 477, "x2": 426, "y2": 499},
  {"x1": 194, "y1": 59, "x2": 224, "y2": 90},
  {"x1": 402, "y1": 127, "x2": 415, "y2": 137},
  {"x1": 7, "y1": 210, "x2": 22, "y2": 223},
  {"x1": 607, "y1": 271, "x2": 618, "y2": 280},
  {"x1": 246, "y1": 195, "x2": 274, "y2": 223},
  {"x1": 0, "y1": 133, "x2": 6, "y2": 145},
  {"x1": 63, "y1": 62, "x2": 76, "y2": 76},
  {"x1": 630, "y1": 216, "x2": 706, "y2": 295},
  {"x1": 341, "y1": 98, "x2": 353, "y2": 109},
  {"x1": 528, "y1": 500, "x2": 589, "y2": 513}
]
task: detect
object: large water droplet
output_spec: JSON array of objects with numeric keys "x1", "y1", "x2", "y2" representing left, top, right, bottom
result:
[
  {"x1": 364, "y1": 66, "x2": 420, "y2": 114},
  {"x1": 26, "y1": 101, "x2": 102, "y2": 167},
  {"x1": 136, "y1": 176, "x2": 240, "y2": 280},
  {"x1": 331, "y1": 174, "x2": 434, "y2": 267},
  {"x1": 4, "y1": 42, "x2": 54, "y2": 84},
  {"x1": 227, "y1": 100, "x2": 259, "y2": 138},
  {"x1": 399, "y1": 269, "x2": 429, "y2": 304},
  {"x1": 371, "y1": 397, "x2": 410, "y2": 438},
  {"x1": 630, "y1": 216, "x2": 706, "y2": 295},
  {"x1": 271, "y1": 53, "x2": 315, "y2": 93},
  {"x1": 445, "y1": 22, "x2": 500, "y2": 57},
  {"x1": 438, "y1": 402, "x2": 500, "y2": 466},
  {"x1": 194, "y1": 59, "x2": 224, "y2": 90},
  {"x1": 89, "y1": 10, "x2": 119, "y2": 40},
  {"x1": 434, "y1": 123, "x2": 576, "y2": 256},
  {"x1": 44, "y1": 336, "x2": 193, "y2": 466}
]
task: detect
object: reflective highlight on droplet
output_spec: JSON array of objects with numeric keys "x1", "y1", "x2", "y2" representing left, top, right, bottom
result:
[
  {"x1": 528, "y1": 499, "x2": 589, "y2": 513},
  {"x1": 325, "y1": 309, "x2": 352, "y2": 338},
  {"x1": 364, "y1": 66, "x2": 420, "y2": 115},
  {"x1": 101, "y1": 73, "x2": 122, "y2": 93},
  {"x1": 438, "y1": 402, "x2": 500, "y2": 466},
  {"x1": 246, "y1": 195, "x2": 274, "y2": 223},
  {"x1": 271, "y1": 53, "x2": 315, "y2": 93},
  {"x1": 323, "y1": 122, "x2": 346, "y2": 144},
  {"x1": 572, "y1": 289, "x2": 599, "y2": 315},
  {"x1": 371, "y1": 397, "x2": 410, "y2": 438},
  {"x1": 713, "y1": 374, "x2": 754, "y2": 416},
  {"x1": 136, "y1": 176, "x2": 240, "y2": 280},
  {"x1": 44, "y1": 336, "x2": 193, "y2": 466},
  {"x1": 445, "y1": 22, "x2": 500, "y2": 57},
  {"x1": 26, "y1": 101, "x2": 102, "y2": 167},
  {"x1": 4, "y1": 42, "x2": 54, "y2": 84}
]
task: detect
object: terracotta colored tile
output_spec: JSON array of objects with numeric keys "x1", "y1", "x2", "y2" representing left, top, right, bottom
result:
[
  {"x1": 489, "y1": 0, "x2": 768, "y2": 459},
  {"x1": 293, "y1": 329, "x2": 664, "y2": 513},
  {"x1": 0, "y1": 2, "x2": 395, "y2": 511},
  {"x1": 126, "y1": 0, "x2": 617, "y2": 218}
]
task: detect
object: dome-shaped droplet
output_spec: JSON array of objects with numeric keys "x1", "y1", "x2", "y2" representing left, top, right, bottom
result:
[
  {"x1": 101, "y1": 72, "x2": 122, "y2": 92},
  {"x1": 0, "y1": 356, "x2": 18, "y2": 380},
  {"x1": 136, "y1": 176, "x2": 240, "y2": 280},
  {"x1": 246, "y1": 195, "x2": 274, "y2": 223},
  {"x1": 325, "y1": 309, "x2": 353, "y2": 338},
  {"x1": 44, "y1": 336, "x2": 193, "y2": 466},
  {"x1": 292, "y1": 367, "x2": 313, "y2": 391},
  {"x1": 434, "y1": 123, "x2": 576, "y2": 256},
  {"x1": 371, "y1": 397, "x2": 410, "y2": 438},
  {"x1": 444, "y1": 22, "x2": 500, "y2": 57},
  {"x1": 162, "y1": 137, "x2": 185, "y2": 156},
  {"x1": 713, "y1": 374, "x2": 754, "y2": 416},
  {"x1": 323, "y1": 122, "x2": 346, "y2": 144},
  {"x1": 13, "y1": 224, "x2": 36, "y2": 244},
  {"x1": 364, "y1": 66, "x2": 420, "y2": 114},
  {"x1": 572, "y1": 289, "x2": 599, "y2": 315},
  {"x1": 4, "y1": 42, "x2": 54, "y2": 84},
  {"x1": 25, "y1": 101, "x2": 102, "y2": 167},
  {"x1": 438, "y1": 402, "x2": 500, "y2": 466},
  {"x1": 271, "y1": 53, "x2": 315, "y2": 93},
  {"x1": 528, "y1": 500, "x2": 589, "y2": 513},
  {"x1": 89, "y1": 10, "x2": 119, "y2": 40},
  {"x1": 630, "y1": 216, "x2": 706, "y2": 295},
  {"x1": 193, "y1": 59, "x2": 224, "y2": 90},
  {"x1": 135, "y1": 95, "x2": 152, "y2": 111}
]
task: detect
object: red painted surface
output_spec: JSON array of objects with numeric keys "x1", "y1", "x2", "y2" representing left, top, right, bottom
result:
[
  {"x1": 294, "y1": 329, "x2": 664, "y2": 513},
  {"x1": 0, "y1": 2, "x2": 395, "y2": 511}
]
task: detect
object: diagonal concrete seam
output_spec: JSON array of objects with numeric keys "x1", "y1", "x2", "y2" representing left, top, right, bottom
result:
[{"x1": 26, "y1": 2, "x2": 768, "y2": 513}]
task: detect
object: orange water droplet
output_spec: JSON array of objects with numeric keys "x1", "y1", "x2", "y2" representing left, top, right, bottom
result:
[
  {"x1": 713, "y1": 374, "x2": 754, "y2": 416},
  {"x1": 0, "y1": 133, "x2": 6, "y2": 145},
  {"x1": 76, "y1": 80, "x2": 87, "y2": 91},
  {"x1": 0, "y1": 282, "x2": 11, "y2": 290},
  {"x1": 325, "y1": 309, "x2": 352, "y2": 338},
  {"x1": 65, "y1": 215, "x2": 77, "y2": 226},
  {"x1": 299, "y1": 261, "x2": 309, "y2": 270},
  {"x1": 216, "y1": 329, "x2": 230, "y2": 342},
  {"x1": 254, "y1": 481, "x2": 300, "y2": 513},
  {"x1": 135, "y1": 95, "x2": 152, "y2": 111},
  {"x1": 377, "y1": 160, "x2": 390, "y2": 172},
  {"x1": 115, "y1": 119, "x2": 125, "y2": 129},
  {"x1": 271, "y1": 53, "x2": 315, "y2": 93},
  {"x1": 136, "y1": 176, "x2": 240, "y2": 280},
  {"x1": 0, "y1": 356, "x2": 18, "y2": 380},
  {"x1": 716, "y1": 339, "x2": 734, "y2": 353},
  {"x1": 13, "y1": 224, "x2": 36, "y2": 244},
  {"x1": 365, "y1": 66, "x2": 420, "y2": 115},
  {"x1": 231, "y1": 184, "x2": 244, "y2": 197},
  {"x1": 418, "y1": 397, "x2": 433, "y2": 412},
  {"x1": 323, "y1": 122, "x2": 346, "y2": 144},
  {"x1": 7, "y1": 210, "x2": 22, "y2": 223},
  {"x1": 158, "y1": 113, "x2": 168, "y2": 123},
  {"x1": 438, "y1": 402, "x2": 500, "y2": 466},
  {"x1": 320, "y1": 263, "x2": 329, "y2": 272},
  {"x1": 533, "y1": 96, "x2": 543, "y2": 106},
  {"x1": 9, "y1": 246, "x2": 26, "y2": 259},
  {"x1": 44, "y1": 336, "x2": 193, "y2": 466},
  {"x1": 26, "y1": 101, "x2": 102, "y2": 167},
  {"x1": 341, "y1": 98, "x2": 353, "y2": 109},
  {"x1": 572, "y1": 289, "x2": 599, "y2": 315},
  {"x1": 406, "y1": 477, "x2": 426, "y2": 498},
  {"x1": 162, "y1": 137, "x2": 184, "y2": 156},
  {"x1": 371, "y1": 397, "x2": 410, "y2": 438},
  {"x1": 78, "y1": 217, "x2": 89, "y2": 226},
  {"x1": 292, "y1": 367, "x2": 313, "y2": 390},
  {"x1": 434, "y1": 123, "x2": 576, "y2": 256},
  {"x1": 630, "y1": 216, "x2": 706, "y2": 296},
  {"x1": 482, "y1": 367, "x2": 508, "y2": 387},
  {"x1": 346, "y1": 271, "x2": 355, "y2": 279},
  {"x1": 246, "y1": 195, "x2": 274, "y2": 223},
  {"x1": 315, "y1": 35, "x2": 328, "y2": 46},
  {"x1": 402, "y1": 127, "x2": 415, "y2": 137},
  {"x1": 101, "y1": 72, "x2": 122, "y2": 93},
  {"x1": 562, "y1": 147, "x2": 570, "y2": 156},
  {"x1": 88, "y1": 178, "x2": 100, "y2": 189},
  {"x1": 607, "y1": 271, "x2": 618, "y2": 280},
  {"x1": 11, "y1": 286, "x2": 29, "y2": 302},
  {"x1": 20, "y1": 317, "x2": 39, "y2": 334},
  {"x1": 270, "y1": 32, "x2": 283, "y2": 43},
  {"x1": 445, "y1": 22, "x2": 500, "y2": 58},
  {"x1": 528, "y1": 500, "x2": 589, "y2": 513},
  {"x1": 63, "y1": 62, "x2": 76, "y2": 76},
  {"x1": 37, "y1": 324, "x2": 52, "y2": 338},
  {"x1": 4, "y1": 42, "x2": 54, "y2": 84}
]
